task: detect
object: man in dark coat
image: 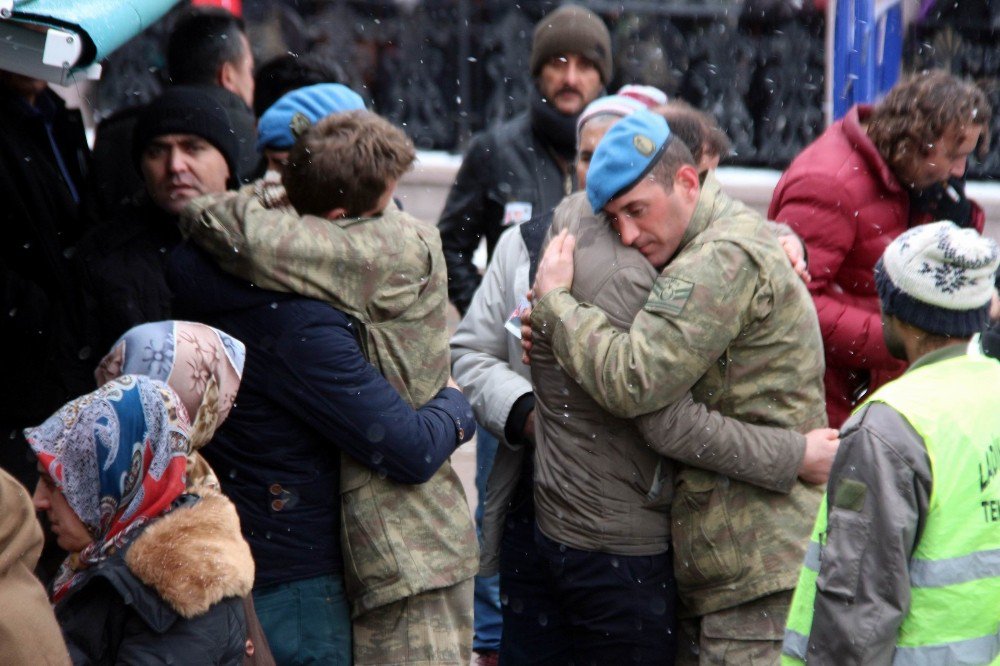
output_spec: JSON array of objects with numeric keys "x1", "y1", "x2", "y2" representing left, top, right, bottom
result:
[
  {"x1": 0, "y1": 70, "x2": 94, "y2": 489},
  {"x1": 79, "y1": 87, "x2": 243, "y2": 355},
  {"x1": 91, "y1": 7, "x2": 260, "y2": 218},
  {"x1": 168, "y1": 229, "x2": 477, "y2": 666},
  {"x1": 438, "y1": 4, "x2": 610, "y2": 315}
]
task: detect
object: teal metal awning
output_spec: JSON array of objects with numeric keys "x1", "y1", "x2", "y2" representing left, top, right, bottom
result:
[{"x1": 0, "y1": 0, "x2": 179, "y2": 85}]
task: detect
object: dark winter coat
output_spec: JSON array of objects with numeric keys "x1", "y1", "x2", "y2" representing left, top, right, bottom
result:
[
  {"x1": 77, "y1": 197, "x2": 181, "y2": 355},
  {"x1": 167, "y1": 244, "x2": 475, "y2": 589},
  {"x1": 437, "y1": 111, "x2": 573, "y2": 313},
  {"x1": 57, "y1": 491, "x2": 254, "y2": 665},
  {"x1": 768, "y1": 104, "x2": 985, "y2": 427},
  {"x1": 0, "y1": 85, "x2": 94, "y2": 486}
]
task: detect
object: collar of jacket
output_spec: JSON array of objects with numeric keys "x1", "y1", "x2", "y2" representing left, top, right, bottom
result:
[
  {"x1": 64, "y1": 489, "x2": 253, "y2": 629},
  {"x1": 843, "y1": 104, "x2": 905, "y2": 195},
  {"x1": 100, "y1": 197, "x2": 182, "y2": 253},
  {"x1": 124, "y1": 489, "x2": 253, "y2": 619},
  {"x1": 675, "y1": 171, "x2": 727, "y2": 257},
  {"x1": 907, "y1": 340, "x2": 969, "y2": 374}
]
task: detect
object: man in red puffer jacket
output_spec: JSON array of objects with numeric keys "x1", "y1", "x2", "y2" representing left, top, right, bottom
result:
[{"x1": 769, "y1": 69, "x2": 991, "y2": 427}]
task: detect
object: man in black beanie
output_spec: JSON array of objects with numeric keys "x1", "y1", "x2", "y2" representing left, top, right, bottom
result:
[
  {"x1": 436, "y1": 5, "x2": 610, "y2": 664},
  {"x1": 78, "y1": 87, "x2": 241, "y2": 354}
]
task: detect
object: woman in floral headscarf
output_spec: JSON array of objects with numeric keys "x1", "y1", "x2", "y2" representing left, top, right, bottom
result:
[
  {"x1": 95, "y1": 320, "x2": 246, "y2": 490},
  {"x1": 93, "y1": 320, "x2": 274, "y2": 665},
  {"x1": 27, "y1": 375, "x2": 254, "y2": 664}
]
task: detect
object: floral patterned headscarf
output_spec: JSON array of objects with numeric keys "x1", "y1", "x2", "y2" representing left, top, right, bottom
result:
[
  {"x1": 95, "y1": 321, "x2": 246, "y2": 450},
  {"x1": 24, "y1": 375, "x2": 190, "y2": 603}
]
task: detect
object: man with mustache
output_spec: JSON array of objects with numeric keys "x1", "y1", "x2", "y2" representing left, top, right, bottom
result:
[
  {"x1": 79, "y1": 87, "x2": 244, "y2": 354},
  {"x1": 91, "y1": 7, "x2": 260, "y2": 220},
  {"x1": 437, "y1": 6, "x2": 610, "y2": 663},
  {"x1": 439, "y1": 4, "x2": 610, "y2": 316}
]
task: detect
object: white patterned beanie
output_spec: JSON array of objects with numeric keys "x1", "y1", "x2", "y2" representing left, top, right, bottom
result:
[{"x1": 875, "y1": 221, "x2": 1000, "y2": 336}]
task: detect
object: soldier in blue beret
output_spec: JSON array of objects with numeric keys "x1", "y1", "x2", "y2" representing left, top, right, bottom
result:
[{"x1": 527, "y1": 107, "x2": 831, "y2": 664}]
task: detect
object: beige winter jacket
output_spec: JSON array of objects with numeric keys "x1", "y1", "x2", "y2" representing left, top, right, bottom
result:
[{"x1": 0, "y1": 468, "x2": 70, "y2": 665}]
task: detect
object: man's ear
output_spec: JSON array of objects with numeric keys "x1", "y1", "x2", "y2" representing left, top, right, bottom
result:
[
  {"x1": 323, "y1": 207, "x2": 348, "y2": 221},
  {"x1": 218, "y1": 60, "x2": 239, "y2": 96},
  {"x1": 675, "y1": 164, "x2": 701, "y2": 202}
]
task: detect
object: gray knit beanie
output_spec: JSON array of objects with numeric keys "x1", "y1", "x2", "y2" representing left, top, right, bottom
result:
[
  {"x1": 875, "y1": 221, "x2": 1000, "y2": 336},
  {"x1": 530, "y1": 5, "x2": 612, "y2": 84}
]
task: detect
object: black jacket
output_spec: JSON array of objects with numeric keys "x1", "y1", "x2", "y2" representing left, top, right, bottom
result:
[
  {"x1": 78, "y1": 197, "x2": 181, "y2": 355},
  {"x1": 57, "y1": 492, "x2": 252, "y2": 666},
  {"x1": 0, "y1": 85, "x2": 94, "y2": 484},
  {"x1": 437, "y1": 111, "x2": 573, "y2": 313},
  {"x1": 168, "y1": 245, "x2": 475, "y2": 588}
]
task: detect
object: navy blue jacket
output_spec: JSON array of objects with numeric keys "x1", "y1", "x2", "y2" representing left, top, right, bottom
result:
[{"x1": 168, "y1": 244, "x2": 475, "y2": 587}]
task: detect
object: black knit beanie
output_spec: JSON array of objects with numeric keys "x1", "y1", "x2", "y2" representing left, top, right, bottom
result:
[
  {"x1": 132, "y1": 86, "x2": 241, "y2": 178},
  {"x1": 530, "y1": 5, "x2": 612, "y2": 84}
]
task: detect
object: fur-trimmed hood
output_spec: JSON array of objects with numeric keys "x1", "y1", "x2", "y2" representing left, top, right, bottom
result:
[{"x1": 124, "y1": 489, "x2": 254, "y2": 619}]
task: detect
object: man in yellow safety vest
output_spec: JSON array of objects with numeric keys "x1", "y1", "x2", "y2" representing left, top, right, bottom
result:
[{"x1": 782, "y1": 220, "x2": 1000, "y2": 665}]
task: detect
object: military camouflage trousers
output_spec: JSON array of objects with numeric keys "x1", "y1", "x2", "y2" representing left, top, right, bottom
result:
[
  {"x1": 676, "y1": 589, "x2": 792, "y2": 666},
  {"x1": 353, "y1": 578, "x2": 474, "y2": 665}
]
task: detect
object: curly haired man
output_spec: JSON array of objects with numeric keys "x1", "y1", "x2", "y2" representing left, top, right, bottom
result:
[{"x1": 769, "y1": 70, "x2": 992, "y2": 427}]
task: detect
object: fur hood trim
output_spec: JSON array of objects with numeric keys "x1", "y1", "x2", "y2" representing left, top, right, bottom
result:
[{"x1": 125, "y1": 489, "x2": 254, "y2": 619}]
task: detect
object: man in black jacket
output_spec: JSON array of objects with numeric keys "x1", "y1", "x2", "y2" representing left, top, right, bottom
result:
[
  {"x1": 168, "y1": 243, "x2": 476, "y2": 666},
  {"x1": 91, "y1": 7, "x2": 260, "y2": 218},
  {"x1": 0, "y1": 71, "x2": 94, "y2": 490},
  {"x1": 436, "y1": 5, "x2": 610, "y2": 663},
  {"x1": 438, "y1": 4, "x2": 610, "y2": 315},
  {"x1": 79, "y1": 87, "x2": 243, "y2": 355}
]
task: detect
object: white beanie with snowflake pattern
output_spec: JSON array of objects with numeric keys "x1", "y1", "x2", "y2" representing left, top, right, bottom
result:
[{"x1": 875, "y1": 220, "x2": 1000, "y2": 336}]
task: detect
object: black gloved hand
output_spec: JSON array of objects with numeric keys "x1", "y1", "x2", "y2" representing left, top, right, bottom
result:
[
  {"x1": 982, "y1": 321, "x2": 1000, "y2": 360},
  {"x1": 909, "y1": 176, "x2": 974, "y2": 228}
]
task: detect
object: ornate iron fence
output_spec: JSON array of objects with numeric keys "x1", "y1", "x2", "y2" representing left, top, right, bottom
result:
[{"x1": 93, "y1": 0, "x2": 1000, "y2": 177}]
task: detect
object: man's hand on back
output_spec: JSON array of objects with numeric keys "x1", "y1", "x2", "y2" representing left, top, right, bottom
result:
[
  {"x1": 778, "y1": 234, "x2": 811, "y2": 283},
  {"x1": 533, "y1": 229, "x2": 577, "y2": 298},
  {"x1": 798, "y1": 427, "x2": 840, "y2": 484}
]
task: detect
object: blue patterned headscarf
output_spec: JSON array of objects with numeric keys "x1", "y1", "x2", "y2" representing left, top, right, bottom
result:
[{"x1": 25, "y1": 375, "x2": 190, "y2": 602}]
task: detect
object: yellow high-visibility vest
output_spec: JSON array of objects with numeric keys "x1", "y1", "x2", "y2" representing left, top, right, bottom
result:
[{"x1": 783, "y1": 350, "x2": 1000, "y2": 665}]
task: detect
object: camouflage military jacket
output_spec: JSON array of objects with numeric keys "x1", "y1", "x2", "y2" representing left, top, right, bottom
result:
[
  {"x1": 531, "y1": 192, "x2": 807, "y2": 558},
  {"x1": 531, "y1": 175, "x2": 827, "y2": 616},
  {"x1": 180, "y1": 188, "x2": 477, "y2": 616}
]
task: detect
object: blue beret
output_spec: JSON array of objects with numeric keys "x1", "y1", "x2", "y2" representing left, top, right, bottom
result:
[
  {"x1": 586, "y1": 109, "x2": 671, "y2": 213},
  {"x1": 257, "y1": 83, "x2": 366, "y2": 152}
]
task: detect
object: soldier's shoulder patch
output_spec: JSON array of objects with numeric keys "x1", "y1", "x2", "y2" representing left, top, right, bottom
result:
[{"x1": 646, "y1": 276, "x2": 694, "y2": 317}]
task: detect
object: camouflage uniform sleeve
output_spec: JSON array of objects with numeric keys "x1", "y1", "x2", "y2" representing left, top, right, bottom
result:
[
  {"x1": 634, "y1": 396, "x2": 805, "y2": 493},
  {"x1": 181, "y1": 189, "x2": 369, "y2": 313},
  {"x1": 531, "y1": 238, "x2": 759, "y2": 418}
]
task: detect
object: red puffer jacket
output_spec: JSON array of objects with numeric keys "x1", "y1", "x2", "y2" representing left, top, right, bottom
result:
[{"x1": 768, "y1": 105, "x2": 984, "y2": 427}]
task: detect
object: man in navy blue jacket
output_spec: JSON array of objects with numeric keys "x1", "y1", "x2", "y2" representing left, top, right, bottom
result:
[{"x1": 169, "y1": 244, "x2": 475, "y2": 665}]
